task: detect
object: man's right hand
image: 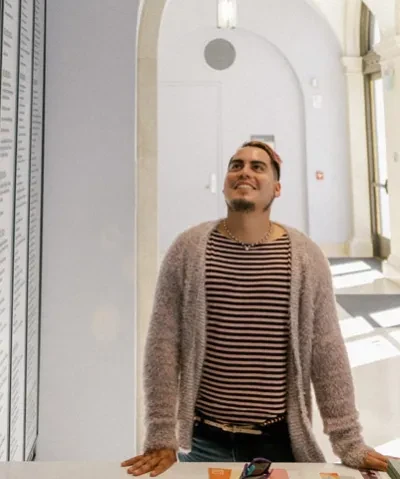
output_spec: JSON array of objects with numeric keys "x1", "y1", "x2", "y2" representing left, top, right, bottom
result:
[{"x1": 121, "y1": 448, "x2": 177, "y2": 477}]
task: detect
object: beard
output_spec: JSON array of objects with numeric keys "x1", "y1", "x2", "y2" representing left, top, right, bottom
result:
[
  {"x1": 227, "y1": 195, "x2": 275, "y2": 213},
  {"x1": 228, "y1": 199, "x2": 255, "y2": 212}
]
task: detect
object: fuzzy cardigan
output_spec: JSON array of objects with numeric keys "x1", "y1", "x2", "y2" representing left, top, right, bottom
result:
[{"x1": 143, "y1": 221, "x2": 368, "y2": 468}]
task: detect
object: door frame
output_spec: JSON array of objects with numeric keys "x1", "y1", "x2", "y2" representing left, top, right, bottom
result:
[{"x1": 362, "y1": 5, "x2": 391, "y2": 259}]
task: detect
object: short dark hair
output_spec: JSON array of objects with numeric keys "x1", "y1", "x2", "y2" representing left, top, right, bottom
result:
[{"x1": 240, "y1": 140, "x2": 281, "y2": 180}]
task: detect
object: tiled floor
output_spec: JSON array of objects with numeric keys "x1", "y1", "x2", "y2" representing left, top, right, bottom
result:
[
  {"x1": 312, "y1": 259, "x2": 400, "y2": 462},
  {"x1": 330, "y1": 258, "x2": 400, "y2": 294}
]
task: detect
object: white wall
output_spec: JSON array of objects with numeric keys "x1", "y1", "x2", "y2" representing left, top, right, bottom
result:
[
  {"x1": 158, "y1": 82, "x2": 223, "y2": 256},
  {"x1": 145, "y1": 0, "x2": 349, "y2": 51},
  {"x1": 305, "y1": 0, "x2": 346, "y2": 50},
  {"x1": 159, "y1": 0, "x2": 351, "y2": 251},
  {"x1": 158, "y1": 31, "x2": 308, "y2": 251},
  {"x1": 364, "y1": 0, "x2": 396, "y2": 35},
  {"x1": 38, "y1": 0, "x2": 139, "y2": 460}
]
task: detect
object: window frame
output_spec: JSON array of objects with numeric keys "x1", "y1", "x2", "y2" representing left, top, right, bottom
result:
[{"x1": 361, "y1": 3, "x2": 390, "y2": 258}]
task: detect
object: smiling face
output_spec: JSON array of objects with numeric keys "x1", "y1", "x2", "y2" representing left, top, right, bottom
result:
[{"x1": 223, "y1": 146, "x2": 281, "y2": 213}]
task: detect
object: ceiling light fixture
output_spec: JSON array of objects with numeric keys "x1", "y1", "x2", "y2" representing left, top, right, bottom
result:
[{"x1": 217, "y1": 0, "x2": 237, "y2": 29}]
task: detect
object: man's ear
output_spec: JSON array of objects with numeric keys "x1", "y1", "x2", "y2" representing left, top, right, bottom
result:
[{"x1": 274, "y1": 182, "x2": 281, "y2": 198}]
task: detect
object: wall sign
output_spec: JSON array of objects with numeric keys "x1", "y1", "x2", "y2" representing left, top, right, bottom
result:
[{"x1": 0, "y1": 0, "x2": 46, "y2": 462}]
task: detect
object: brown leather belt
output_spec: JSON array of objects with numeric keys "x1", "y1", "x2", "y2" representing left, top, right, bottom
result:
[{"x1": 194, "y1": 414, "x2": 285, "y2": 435}]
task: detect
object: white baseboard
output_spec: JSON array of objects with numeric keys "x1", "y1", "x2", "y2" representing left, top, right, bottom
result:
[
  {"x1": 320, "y1": 242, "x2": 349, "y2": 258},
  {"x1": 382, "y1": 254, "x2": 400, "y2": 285},
  {"x1": 320, "y1": 237, "x2": 374, "y2": 258},
  {"x1": 347, "y1": 236, "x2": 374, "y2": 257}
]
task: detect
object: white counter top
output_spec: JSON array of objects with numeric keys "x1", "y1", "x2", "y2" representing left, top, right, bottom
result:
[{"x1": 0, "y1": 462, "x2": 390, "y2": 479}]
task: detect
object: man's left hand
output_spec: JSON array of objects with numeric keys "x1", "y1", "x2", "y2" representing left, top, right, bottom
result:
[{"x1": 360, "y1": 450, "x2": 391, "y2": 472}]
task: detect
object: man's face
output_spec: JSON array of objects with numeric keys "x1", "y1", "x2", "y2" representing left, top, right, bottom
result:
[{"x1": 223, "y1": 146, "x2": 281, "y2": 213}]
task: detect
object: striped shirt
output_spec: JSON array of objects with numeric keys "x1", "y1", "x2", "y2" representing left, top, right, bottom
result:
[{"x1": 196, "y1": 229, "x2": 291, "y2": 425}]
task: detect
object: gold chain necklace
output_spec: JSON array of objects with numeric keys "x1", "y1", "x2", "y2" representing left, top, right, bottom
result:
[{"x1": 222, "y1": 220, "x2": 273, "y2": 251}]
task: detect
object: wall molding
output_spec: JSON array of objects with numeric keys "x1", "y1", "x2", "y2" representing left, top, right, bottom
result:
[
  {"x1": 345, "y1": 0, "x2": 362, "y2": 56},
  {"x1": 322, "y1": 239, "x2": 374, "y2": 258},
  {"x1": 136, "y1": 0, "x2": 166, "y2": 454},
  {"x1": 341, "y1": 55, "x2": 374, "y2": 259}
]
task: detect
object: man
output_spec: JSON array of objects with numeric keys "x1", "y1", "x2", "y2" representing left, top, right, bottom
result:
[{"x1": 122, "y1": 141, "x2": 390, "y2": 477}]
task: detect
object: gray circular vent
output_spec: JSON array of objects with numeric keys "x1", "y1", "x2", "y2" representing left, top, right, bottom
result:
[{"x1": 204, "y1": 39, "x2": 236, "y2": 71}]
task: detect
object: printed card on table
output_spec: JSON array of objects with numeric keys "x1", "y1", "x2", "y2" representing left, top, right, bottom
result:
[
  {"x1": 270, "y1": 469, "x2": 290, "y2": 478},
  {"x1": 208, "y1": 468, "x2": 232, "y2": 479}
]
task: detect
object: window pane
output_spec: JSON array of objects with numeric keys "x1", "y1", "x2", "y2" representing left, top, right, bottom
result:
[
  {"x1": 379, "y1": 188, "x2": 391, "y2": 238},
  {"x1": 371, "y1": 15, "x2": 381, "y2": 47},
  {"x1": 373, "y1": 79, "x2": 391, "y2": 238}
]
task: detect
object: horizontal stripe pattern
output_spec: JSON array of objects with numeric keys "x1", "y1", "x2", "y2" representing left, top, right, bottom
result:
[{"x1": 196, "y1": 230, "x2": 291, "y2": 424}]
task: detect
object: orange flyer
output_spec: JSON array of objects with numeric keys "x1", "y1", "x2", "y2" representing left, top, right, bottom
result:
[{"x1": 208, "y1": 468, "x2": 232, "y2": 479}]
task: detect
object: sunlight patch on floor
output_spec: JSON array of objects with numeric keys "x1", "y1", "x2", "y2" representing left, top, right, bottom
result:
[{"x1": 345, "y1": 334, "x2": 400, "y2": 368}]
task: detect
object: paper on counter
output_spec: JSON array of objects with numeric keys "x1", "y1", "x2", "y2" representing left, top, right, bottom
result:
[{"x1": 208, "y1": 468, "x2": 233, "y2": 479}]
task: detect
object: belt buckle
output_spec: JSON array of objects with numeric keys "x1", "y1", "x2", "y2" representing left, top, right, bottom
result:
[
  {"x1": 221, "y1": 423, "x2": 244, "y2": 434},
  {"x1": 229, "y1": 424, "x2": 260, "y2": 435}
]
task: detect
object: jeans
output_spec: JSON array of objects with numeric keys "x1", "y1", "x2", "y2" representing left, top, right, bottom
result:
[{"x1": 178, "y1": 419, "x2": 295, "y2": 463}]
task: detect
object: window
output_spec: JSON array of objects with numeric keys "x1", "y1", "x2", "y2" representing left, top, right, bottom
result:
[
  {"x1": 372, "y1": 78, "x2": 390, "y2": 239},
  {"x1": 362, "y1": 3, "x2": 390, "y2": 258},
  {"x1": 370, "y1": 14, "x2": 381, "y2": 48}
]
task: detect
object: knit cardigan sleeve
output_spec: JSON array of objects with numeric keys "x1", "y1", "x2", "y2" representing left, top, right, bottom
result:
[
  {"x1": 308, "y1": 244, "x2": 370, "y2": 468},
  {"x1": 142, "y1": 237, "x2": 184, "y2": 453}
]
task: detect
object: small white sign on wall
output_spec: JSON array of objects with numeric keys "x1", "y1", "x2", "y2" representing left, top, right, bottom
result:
[{"x1": 312, "y1": 94, "x2": 323, "y2": 109}]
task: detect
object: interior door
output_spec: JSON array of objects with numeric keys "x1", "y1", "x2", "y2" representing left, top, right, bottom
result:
[{"x1": 158, "y1": 82, "x2": 221, "y2": 260}]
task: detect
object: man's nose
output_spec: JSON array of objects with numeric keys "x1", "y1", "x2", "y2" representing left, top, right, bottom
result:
[{"x1": 239, "y1": 164, "x2": 251, "y2": 177}]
